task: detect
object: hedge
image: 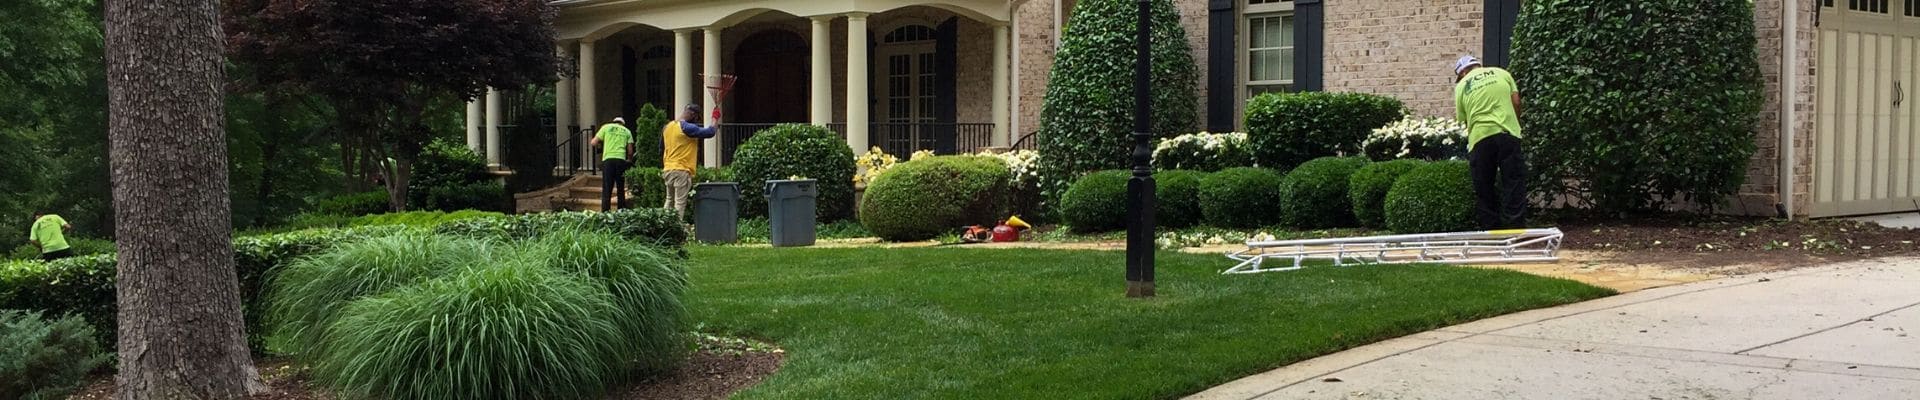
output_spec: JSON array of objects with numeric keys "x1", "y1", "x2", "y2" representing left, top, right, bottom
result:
[
  {"x1": 1349, "y1": 159, "x2": 1428, "y2": 229},
  {"x1": 730, "y1": 124, "x2": 857, "y2": 221},
  {"x1": 347, "y1": 210, "x2": 507, "y2": 229},
  {"x1": 860, "y1": 156, "x2": 1013, "y2": 241},
  {"x1": 1512, "y1": 0, "x2": 1763, "y2": 211},
  {"x1": 1244, "y1": 92, "x2": 1405, "y2": 170},
  {"x1": 1154, "y1": 170, "x2": 1206, "y2": 229},
  {"x1": 1199, "y1": 168, "x2": 1286, "y2": 229},
  {"x1": 1036, "y1": 0, "x2": 1198, "y2": 206},
  {"x1": 434, "y1": 209, "x2": 689, "y2": 253},
  {"x1": 1058, "y1": 170, "x2": 1131, "y2": 233},
  {"x1": 409, "y1": 139, "x2": 492, "y2": 210},
  {"x1": 1277, "y1": 157, "x2": 1370, "y2": 229},
  {"x1": 315, "y1": 190, "x2": 390, "y2": 216},
  {"x1": 1384, "y1": 161, "x2": 1476, "y2": 233}
]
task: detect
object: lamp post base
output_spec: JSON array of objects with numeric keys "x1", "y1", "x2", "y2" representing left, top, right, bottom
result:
[{"x1": 1126, "y1": 280, "x2": 1156, "y2": 298}]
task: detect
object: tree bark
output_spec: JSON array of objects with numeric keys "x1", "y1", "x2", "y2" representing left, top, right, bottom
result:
[{"x1": 105, "y1": 0, "x2": 264, "y2": 396}]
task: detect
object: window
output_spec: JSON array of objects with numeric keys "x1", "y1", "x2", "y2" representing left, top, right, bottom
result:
[
  {"x1": 1851, "y1": 0, "x2": 1889, "y2": 13},
  {"x1": 1242, "y1": 0, "x2": 1295, "y2": 98},
  {"x1": 885, "y1": 26, "x2": 936, "y2": 43}
]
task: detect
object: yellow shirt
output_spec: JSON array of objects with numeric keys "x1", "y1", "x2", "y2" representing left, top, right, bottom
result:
[
  {"x1": 1453, "y1": 67, "x2": 1523, "y2": 151},
  {"x1": 662, "y1": 121, "x2": 699, "y2": 172}
]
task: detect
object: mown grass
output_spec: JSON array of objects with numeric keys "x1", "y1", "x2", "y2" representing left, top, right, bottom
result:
[{"x1": 686, "y1": 247, "x2": 1612, "y2": 399}]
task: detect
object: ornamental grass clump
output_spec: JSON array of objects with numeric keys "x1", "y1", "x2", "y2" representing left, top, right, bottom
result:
[
  {"x1": 267, "y1": 231, "x2": 493, "y2": 353},
  {"x1": 312, "y1": 261, "x2": 629, "y2": 400},
  {"x1": 522, "y1": 230, "x2": 689, "y2": 373}
]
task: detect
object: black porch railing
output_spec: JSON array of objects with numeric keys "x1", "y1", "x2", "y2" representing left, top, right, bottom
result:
[{"x1": 561, "y1": 122, "x2": 1000, "y2": 171}]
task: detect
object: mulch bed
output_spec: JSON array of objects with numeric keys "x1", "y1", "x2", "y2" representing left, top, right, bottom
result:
[
  {"x1": 66, "y1": 335, "x2": 784, "y2": 400},
  {"x1": 1550, "y1": 213, "x2": 1920, "y2": 271}
]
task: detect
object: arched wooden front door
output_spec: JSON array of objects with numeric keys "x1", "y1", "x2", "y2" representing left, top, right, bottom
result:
[{"x1": 732, "y1": 30, "x2": 809, "y2": 124}]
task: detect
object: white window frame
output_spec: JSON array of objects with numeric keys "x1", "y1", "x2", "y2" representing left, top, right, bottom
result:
[{"x1": 1237, "y1": 0, "x2": 1295, "y2": 129}]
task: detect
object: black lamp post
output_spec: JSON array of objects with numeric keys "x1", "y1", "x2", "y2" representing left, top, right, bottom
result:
[{"x1": 1125, "y1": 0, "x2": 1156, "y2": 298}]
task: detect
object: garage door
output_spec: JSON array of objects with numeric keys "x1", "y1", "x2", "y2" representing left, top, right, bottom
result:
[{"x1": 1813, "y1": 0, "x2": 1920, "y2": 217}]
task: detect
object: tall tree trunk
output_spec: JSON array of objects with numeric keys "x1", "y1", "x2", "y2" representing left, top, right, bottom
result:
[{"x1": 105, "y1": 0, "x2": 263, "y2": 396}]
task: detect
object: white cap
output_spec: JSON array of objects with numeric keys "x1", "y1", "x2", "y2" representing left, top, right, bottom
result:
[
  {"x1": 1454, "y1": 55, "x2": 1482, "y2": 75},
  {"x1": 612, "y1": 117, "x2": 626, "y2": 124}
]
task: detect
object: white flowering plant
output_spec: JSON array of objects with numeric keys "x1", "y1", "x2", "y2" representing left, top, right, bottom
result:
[
  {"x1": 1361, "y1": 117, "x2": 1468, "y2": 161},
  {"x1": 1152, "y1": 132, "x2": 1255, "y2": 171},
  {"x1": 909, "y1": 149, "x2": 936, "y2": 162},
  {"x1": 852, "y1": 147, "x2": 900, "y2": 187},
  {"x1": 978, "y1": 149, "x2": 1040, "y2": 185}
]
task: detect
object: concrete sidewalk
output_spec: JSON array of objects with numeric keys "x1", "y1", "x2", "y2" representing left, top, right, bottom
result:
[{"x1": 1188, "y1": 258, "x2": 1920, "y2": 400}]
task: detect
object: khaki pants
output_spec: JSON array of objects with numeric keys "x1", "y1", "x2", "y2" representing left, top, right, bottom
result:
[{"x1": 663, "y1": 169, "x2": 692, "y2": 216}]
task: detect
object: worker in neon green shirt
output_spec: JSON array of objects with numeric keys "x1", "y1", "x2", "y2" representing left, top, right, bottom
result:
[
  {"x1": 28, "y1": 213, "x2": 74, "y2": 261},
  {"x1": 1453, "y1": 55, "x2": 1526, "y2": 229},
  {"x1": 589, "y1": 117, "x2": 637, "y2": 211}
]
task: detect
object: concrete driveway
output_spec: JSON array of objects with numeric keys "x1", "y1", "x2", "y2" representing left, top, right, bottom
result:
[{"x1": 1188, "y1": 258, "x2": 1920, "y2": 400}]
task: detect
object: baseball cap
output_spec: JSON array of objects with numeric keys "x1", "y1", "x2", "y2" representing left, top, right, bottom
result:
[
  {"x1": 612, "y1": 117, "x2": 626, "y2": 124},
  {"x1": 1454, "y1": 55, "x2": 1481, "y2": 75}
]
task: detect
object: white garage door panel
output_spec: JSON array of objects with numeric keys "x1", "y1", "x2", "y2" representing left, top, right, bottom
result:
[{"x1": 1812, "y1": 1, "x2": 1920, "y2": 217}]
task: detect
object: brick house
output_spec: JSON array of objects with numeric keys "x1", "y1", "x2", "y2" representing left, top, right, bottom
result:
[{"x1": 473, "y1": 0, "x2": 1911, "y2": 218}]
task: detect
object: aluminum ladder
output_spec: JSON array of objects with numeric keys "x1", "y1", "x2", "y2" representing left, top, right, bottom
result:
[{"x1": 1224, "y1": 228, "x2": 1564, "y2": 274}]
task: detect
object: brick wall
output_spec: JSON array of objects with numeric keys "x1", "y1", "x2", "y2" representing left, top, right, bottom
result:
[
  {"x1": 1014, "y1": 0, "x2": 1057, "y2": 141},
  {"x1": 1733, "y1": 0, "x2": 1818, "y2": 216},
  {"x1": 1322, "y1": 0, "x2": 1483, "y2": 117}
]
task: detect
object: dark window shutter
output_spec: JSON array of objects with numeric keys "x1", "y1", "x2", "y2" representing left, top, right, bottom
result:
[
  {"x1": 1294, "y1": 0, "x2": 1324, "y2": 91},
  {"x1": 1483, "y1": 0, "x2": 1521, "y2": 67},
  {"x1": 934, "y1": 17, "x2": 959, "y2": 153},
  {"x1": 1206, "y1": 0, "x2": 1236, "y2": 132}
]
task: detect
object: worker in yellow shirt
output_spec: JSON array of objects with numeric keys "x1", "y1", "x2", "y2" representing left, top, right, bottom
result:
[
  {"x1": 589, "y1": 117, "x2": 637, "y2": 211},
  {"x1": 661, "y1": 104, "x2": 718, "y2": 216},
  {"x1": 28, "y1": 212, "x2": 73, "y2": 261},
  {"x1": 1453, "y1": 55, "x2": 1527, "y2": 229}
]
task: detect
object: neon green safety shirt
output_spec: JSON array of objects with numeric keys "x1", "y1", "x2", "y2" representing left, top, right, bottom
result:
[
  {"x1": 595, "y1": 123, "x2": 634, "y2": 161},
  {"x1": 1453, "y1": 67, "x2": 1523, "y2": 151},
  {"x1": 30, "y1": 214, "x2": 69, "y2": 254}
]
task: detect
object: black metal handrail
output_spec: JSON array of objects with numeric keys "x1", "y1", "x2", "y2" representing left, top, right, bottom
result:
[{"x1": 697, "y1": 122, "x2": 999, "y2": 165}]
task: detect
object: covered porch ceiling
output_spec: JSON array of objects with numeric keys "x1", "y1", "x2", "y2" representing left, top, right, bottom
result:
[{"x1": 552, "y1": 0, "x2": 1020, "y2": 41}]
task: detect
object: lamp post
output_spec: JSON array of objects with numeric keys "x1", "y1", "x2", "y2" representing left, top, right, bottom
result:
[{"x1": 1125, "y1": 0, "x2": 1156, "y2": 298}]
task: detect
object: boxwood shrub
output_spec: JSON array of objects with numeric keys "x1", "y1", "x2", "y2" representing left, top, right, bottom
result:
[
  {"x1": 1384, "y1": 161, "x2": 1476, "y2": 233},
  {"x1": 1058, "y1": 170, "x2": 1131, "y2": 233},
  {"x1": 1035, "y1": 0, "x2": 1199, "y2": 206},
  {"x1": 730, "y1": 124, "x2": 856, "y2": 221},
  {"x1": 1244, "y1": 92, "x2": 1405, "y2": 170},
  {"x1": 0, "y1": 310, "x2": 109, "y2": 400},
  {"x1": 1154, "y1": 170, "x2": 1206, "y2": 229},
  {"x1": 1349, "y1": 159, "x2": 1428, "y2": 229},
  {"x1": 1276, "y1": 157, "x2": 1370, "y2": 229},
  {"x1": 1199, "y1": 168, "x2": 1286, "y2": 229},
  {"x1": 860, "y1": 156, "x2": 1013, "y2": 241}
]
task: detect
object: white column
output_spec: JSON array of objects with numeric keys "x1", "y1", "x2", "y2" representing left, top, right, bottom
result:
[
  {"x1": 702, "y1": 27, "x2": 723, "y2": 167},
  {"x1": 578, "y1": 40, "x2": 598, "y2": 169},
  {"x1": 811, "y1": 16, "x2": 833, "y2": 126},
  {"x1": 465, "y1": 99, "x2": 483, "y2": 153},
  {"x1": 484, "y1": 87, "x2": 504, "y2": 167},
  {"x1": 991, "y1": 23, "x2": 1011, "y2": 148},
  {"x1": 845, "y1": 13, "x2": 871, "y2": 153},
  {"x1": 674, "y1": 30, "x2": 694, "y2": 119},
  {"x1": 554, "y1": 44, "x2": 574, "y2": 174}
]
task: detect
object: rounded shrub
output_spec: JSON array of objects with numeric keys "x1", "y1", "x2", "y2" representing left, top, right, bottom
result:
[
  {"x1": 1198, "y1": 167, "x2": 1286, "y2": 229},
  {"x1": 1058, "y1": 170, "x2": 1130, "y2": 233},
  {"x1": 1244, "y1": 92, "x2": 1405, "y2": 170},
  {"x1": 1154, "y1": 170, "x2": 1206, "y2": 229},
  {"x1": 268, "y1": 231, "x2": 494, "y2": 352},
  {"x1": 1384, "y1": 161, "x2": 1476, "y2": 233},
  {"x1": 859, "y1": 156, "x2": 1013, "y2": 241},
  {"x1": 1036, "y1": 0, "x2": 1199, "y2": 205},
  {"x1": 1277, "y1": 157, "x2": 1370, "y2": 229},
  {"x1": 1512, "y1": 0, "x2": 1762, "y2": 211},
  {"x1": 314, "y1": 261, "x2": 629, "y2": 400},
  {"x1": 522, "y1": 230, "x2": 689, "y2": 372},
  {"x1": 1349, "y1": 159, "x2": 1428, "y2": 229},
  {"x1": 731, "y1": 124, "x2": 857, "y2": 221},
  {"x1": 409, "y1": 139, "x2": 491, "y2": 210}
]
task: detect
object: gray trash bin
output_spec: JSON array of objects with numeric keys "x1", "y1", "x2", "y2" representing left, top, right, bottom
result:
[
  {"x1": 691, "y1": 183, "x2": 739, "y2": 243},
  {"x1": 764, "y1": 179, "x2": 817, "y2": 247}
]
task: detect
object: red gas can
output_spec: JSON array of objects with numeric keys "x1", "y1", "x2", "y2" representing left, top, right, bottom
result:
[{"x1": 991, "y1": 223, "x2": 1020, "y2": 242}]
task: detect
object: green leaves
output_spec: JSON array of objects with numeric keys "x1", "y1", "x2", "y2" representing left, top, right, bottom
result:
[
  {"x1": 1037, "y1": 0, "x2": 1200, "y2": 208},
  {"x1": 730, "y1": 124, "x2": 858, "y2": 221},
  {"x1": 1276, "y1": 157, "x2": 1371, "y2": 229},
  {"x1": 1512, "y1": 0, "x2": 1763, "y2": 212},
  {"x1": 1245, "y1": 92, "x2": 1407, "y2": 170},
  {"x1": 859, "y1": 156, "x2": 1014, "y2": 241},
  {"x1": 1384, "y1": 161, "x2": 1476, "y2": 234}
]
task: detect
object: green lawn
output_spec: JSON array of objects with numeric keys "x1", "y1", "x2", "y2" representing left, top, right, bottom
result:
[{"x1": 685, "y1": 246, "x2": 1612, "y2": 399}]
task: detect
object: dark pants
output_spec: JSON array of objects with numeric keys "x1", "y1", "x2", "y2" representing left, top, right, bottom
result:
[
  {"x1": 40, "y1": 249, "x2": 73, "y2": 261},
  {"x1": 601, "y1": 159, "x2": 632, "y2": 211},
  {"x1": 1469, "y1": 133, "x2": 1528, "y2": 230}
]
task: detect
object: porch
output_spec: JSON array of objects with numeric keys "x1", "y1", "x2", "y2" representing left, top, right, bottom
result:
[{"x1": 467, "y1": 0, "x2": 1020, "y2": 173}]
